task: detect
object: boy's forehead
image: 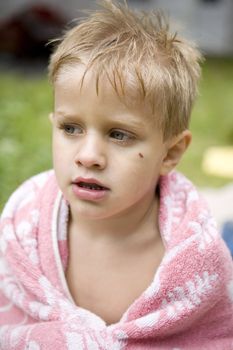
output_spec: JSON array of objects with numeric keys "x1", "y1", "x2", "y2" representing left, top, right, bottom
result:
[
  {"x1": 55, "y1": 64, "x2": 125, "y2": 107},
  {"x1": 55, "y1": 64, "x2": 87, "y2": 86},
  {"x1": 54, "y1": 63, "x2": 165, "y2": 136},
  {"x1": 54, "y1": 63, "x2": 157, "y2": 120}
]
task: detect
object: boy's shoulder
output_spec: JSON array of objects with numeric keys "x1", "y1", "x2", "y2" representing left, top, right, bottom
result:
[
  {"x1": 17, "y1": 169, "x2": 55, "y2": 192},
  {"x1": 1, "y1": 170, "x2": 56, "y2": 220},
  {"x1": 159, "y1": 170, "x2": 221, "y2": 247},
  {"x1": 160, "y1": 170, "x2": 205, "y2": 207}
]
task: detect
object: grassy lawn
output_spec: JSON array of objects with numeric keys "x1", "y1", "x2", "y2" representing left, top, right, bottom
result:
[
  {"x1": 0, "y1": 69, "x2": 53, "y2": 211},
  {"x1": 0, "y1": 57, "x2": 233, "y2": 211},
  {"x1": 179, "y1": 57, "x2": 233, "y2": 186}
]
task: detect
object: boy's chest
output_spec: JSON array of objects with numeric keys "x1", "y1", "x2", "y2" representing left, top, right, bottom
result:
[{"x1": 65, "y1": 237, "x2": 164, "y2": 325}]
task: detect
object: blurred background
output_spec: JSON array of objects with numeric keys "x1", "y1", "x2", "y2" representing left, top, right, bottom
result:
[{"x1": 0, "y1": 0, "x2": 233, "y2": 227}]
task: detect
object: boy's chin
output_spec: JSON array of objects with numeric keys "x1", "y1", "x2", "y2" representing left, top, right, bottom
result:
[{"x1": 69, "y1": 201, "x2": 113, "y2": 220}]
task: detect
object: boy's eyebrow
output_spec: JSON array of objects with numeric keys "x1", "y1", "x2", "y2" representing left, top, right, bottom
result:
[
  {"x1": 54, "y1": 111, "x2": 145, "y2": 130},
  {"x1": 54, "y1": 111, "x2": 71, "y2": 118},
  {"x1": 53, "y1": 111, "x2": 80, "y2": 121},
  {"x1": 106, "y1": 119, "x2": 144, "y2": 132}
]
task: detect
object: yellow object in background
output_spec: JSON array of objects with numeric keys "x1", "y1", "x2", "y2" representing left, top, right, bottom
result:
[{"x1": 202, "y1": 146, "x2": 233, "y2": 178}]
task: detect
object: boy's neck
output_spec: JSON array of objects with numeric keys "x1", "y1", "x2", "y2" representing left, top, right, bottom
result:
[{"x1": 68, "y1": 192, "x2": 160, "y2": 246}]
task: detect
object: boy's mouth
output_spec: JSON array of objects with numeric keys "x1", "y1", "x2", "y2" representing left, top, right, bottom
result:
[
  {"x1": 72, "y1": 177, "x2": 109, "y2": 191},
  {"x1": 77, "y1": 182, "x2": 107, "y2": 191},
  {"x1": 72, "y1": 177, "x2": 110, "y2": 201}
]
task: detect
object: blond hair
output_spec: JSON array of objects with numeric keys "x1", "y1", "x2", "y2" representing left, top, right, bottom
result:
[{"x1": 48, "y1": 0, "x2": 202, "y2": 140}]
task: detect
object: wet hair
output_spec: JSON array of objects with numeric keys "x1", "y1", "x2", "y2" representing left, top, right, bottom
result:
[{"x1": 48, "y1": 0, "x2": 202, "y2": 140}]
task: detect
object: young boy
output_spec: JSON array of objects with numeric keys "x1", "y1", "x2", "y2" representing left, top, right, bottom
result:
[{"x1": 0, "y1": 1, "x2": 232, "y2": 349}]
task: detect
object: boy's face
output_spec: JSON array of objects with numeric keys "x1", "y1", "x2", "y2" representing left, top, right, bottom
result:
[{"x1": 51, "y1": 65, "x2": 171, "y2": 220}]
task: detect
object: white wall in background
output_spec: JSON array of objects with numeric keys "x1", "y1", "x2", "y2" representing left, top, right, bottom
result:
[{"x1": 0, "y1": 0, "x2": 232, "y2": 55}]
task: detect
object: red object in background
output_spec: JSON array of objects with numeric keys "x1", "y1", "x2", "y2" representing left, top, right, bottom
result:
[{"x1": 0, "y1": 5, "x2": 67, "y2": 58}]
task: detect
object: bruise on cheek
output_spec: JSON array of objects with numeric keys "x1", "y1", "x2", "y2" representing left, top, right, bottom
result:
[{"x1": 138, "y1": 152, "x2": 144, "y2": 159}]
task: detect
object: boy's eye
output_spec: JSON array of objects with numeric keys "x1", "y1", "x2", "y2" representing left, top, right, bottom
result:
[
  {"x1": 61, "y1": 124, "x2": 83, "y2": 135},
  {"x1": 110, "y1": 130, "x2": 133, "y2": 141}
]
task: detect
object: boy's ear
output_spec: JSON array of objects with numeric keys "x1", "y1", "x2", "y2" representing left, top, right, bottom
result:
[{"x1": 160, "y1": 130, "x2": 192, "y2": 175}]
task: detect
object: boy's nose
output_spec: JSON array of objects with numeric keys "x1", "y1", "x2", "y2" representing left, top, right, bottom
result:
[{"x1": 74, "y1": 133, "x2": 107, "y2": 170}]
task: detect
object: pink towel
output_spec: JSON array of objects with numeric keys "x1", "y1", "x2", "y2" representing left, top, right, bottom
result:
[{"x1": 0, "y1": 170, "x2": 233, "y2": 349}]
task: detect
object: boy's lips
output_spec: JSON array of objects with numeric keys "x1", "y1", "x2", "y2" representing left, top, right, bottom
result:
[
  {"x1": 71, "y1": 177, "x2": 110, "y2": 201},
  {"x1": 72, "y1": 177, "x2": 109, "y2": 189}
]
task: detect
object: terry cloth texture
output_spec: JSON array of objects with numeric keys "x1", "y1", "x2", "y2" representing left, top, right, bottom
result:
[{"x1": 0, "y1": 170, "x2": 233, "y2": 350}]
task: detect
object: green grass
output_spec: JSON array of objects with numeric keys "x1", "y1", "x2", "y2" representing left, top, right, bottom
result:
[
  {"x1": 0, "y1": 72, "x2": 53, "y2": 211},
  {"x1": 0, "y1": 57, "x2": 233, "y2": 211},
  {"x1": 178, "y1": 57, "x2": 233, "y2": 186}
]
